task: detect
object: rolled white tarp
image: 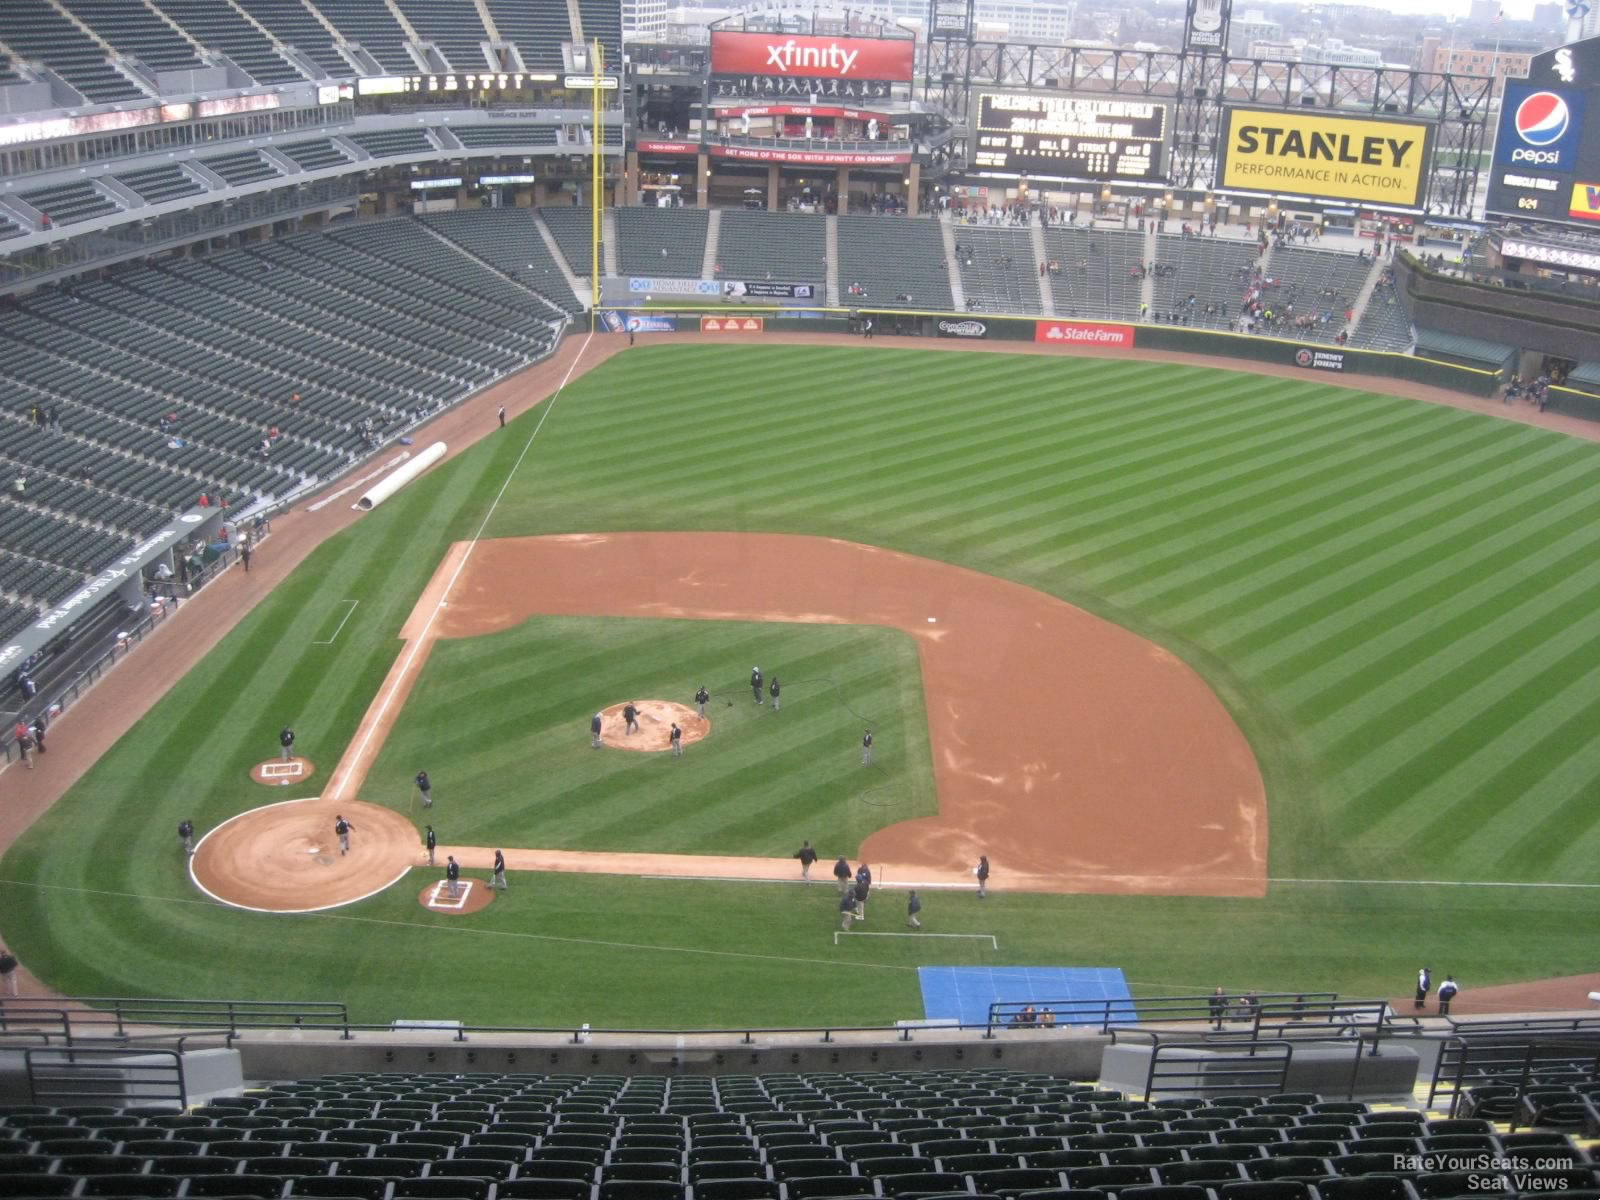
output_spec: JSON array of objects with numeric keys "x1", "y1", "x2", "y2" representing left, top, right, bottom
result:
[{"x1": 353, "y1": 442, "x2": 447, "y2": 511}]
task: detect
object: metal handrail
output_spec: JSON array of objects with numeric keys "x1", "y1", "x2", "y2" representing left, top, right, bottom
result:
[
  {"x1": 986, "y1": 992, "x2": 1341, "y2": 1036},
  {"x1": 25, "y1": 1045, "x2": 188, "y2": 1110},
  {"x1": 1143, "y1": 1038, "x2": 1294, "y2": 1102}
]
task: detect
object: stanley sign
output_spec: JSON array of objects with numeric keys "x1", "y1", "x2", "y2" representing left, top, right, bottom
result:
[{"x1": 1220, "y1": 108, "x2": 1432, "y2": 208}]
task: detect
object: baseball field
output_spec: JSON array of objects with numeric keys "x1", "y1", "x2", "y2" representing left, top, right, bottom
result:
[{"x1": 2, "y1": 339, "x2": 1596, "y2": 1027}]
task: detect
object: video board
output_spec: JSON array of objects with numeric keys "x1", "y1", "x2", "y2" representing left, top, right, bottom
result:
[
  {"x1": 974, "y1": 93, "x2": 1168, "y2": 181},
  {"x1": 1485, "y1": 39, "x2": 1600, "y2": 227}
]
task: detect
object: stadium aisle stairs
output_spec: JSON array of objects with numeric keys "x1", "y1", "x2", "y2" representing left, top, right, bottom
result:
[
  {"x1": 1142, "y1": 226, "x2": 1157, "y2": 315},
  {"x1": 939, "y1": 214, "x2": 966, "y2": 312},
  {"x1": 602, "y1": 209, "x2": 619, "y2": 277},
  {"x1": 701, "y1": 208, "x2": 721, "y2": 280},
  {"x1": 1344, "y1": 254, "x2": 1393, "y2": 341},
  {"x1": 825, "y1": 216, "x2": 840, "y2": 305},
  {"x1": 1031, "y1": 221, "x2": 1054, "y2": 316},
  {"x1": 531, "y1": 211, "x2": 587, "y2": 304}
]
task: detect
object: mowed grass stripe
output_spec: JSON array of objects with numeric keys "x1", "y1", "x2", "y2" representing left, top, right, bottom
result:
[
  {"x1": 1161, "y1": 424, "x2": 1572, "y2": 643},
  {"x1": 1273, "y1": 485, "x2": 1600, "y2": 713},
  {"x1": 1034, "y1": 398, "x2": 1460, "y2": 594}
]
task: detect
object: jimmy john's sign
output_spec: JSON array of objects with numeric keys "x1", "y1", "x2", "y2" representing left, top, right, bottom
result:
[{"x1": 1219, "y1": 108, "x2": 1433, "y2": 208}]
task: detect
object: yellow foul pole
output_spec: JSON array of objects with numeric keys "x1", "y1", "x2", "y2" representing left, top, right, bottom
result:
[{"x1": 591, "y1": 39, "x2": 603, "y2": 327}]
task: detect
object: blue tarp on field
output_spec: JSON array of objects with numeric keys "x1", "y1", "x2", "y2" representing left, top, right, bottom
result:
[{"x1": 918, "y1": 965, "x2": 1131, "y2": 1027}]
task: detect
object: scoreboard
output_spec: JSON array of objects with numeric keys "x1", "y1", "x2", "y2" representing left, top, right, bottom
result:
[
  {"x1": 1485, "y1": 38, "x2": 1600, "y2": 228},
  {"x1": 974, "y1": 93, "x2": 1169, "y2": 181}
]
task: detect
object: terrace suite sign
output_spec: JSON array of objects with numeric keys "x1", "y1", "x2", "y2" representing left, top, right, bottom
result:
[{"x1": 709, "y1": 31, "x2": 915, "y2": 82}]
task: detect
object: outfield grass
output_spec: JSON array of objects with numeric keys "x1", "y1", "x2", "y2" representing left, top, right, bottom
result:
[
  {"x1": 3, "y1": 342, "x2": 1597, "y2": 1025},
  {"x1": 363, "y1": 617, "x2": 935, "y2": 854}
]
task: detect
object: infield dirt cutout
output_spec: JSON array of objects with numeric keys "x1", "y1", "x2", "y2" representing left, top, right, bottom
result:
[{"x1": 197, "y1": 532, "x2": 1266, "y2": 912}]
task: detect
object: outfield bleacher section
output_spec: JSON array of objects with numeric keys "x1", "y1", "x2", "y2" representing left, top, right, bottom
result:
[
  {"x1": 1044, "y1": 227, "x2": 1145, "y2": 321},
  {"x1": 421, "y1": 209, "x2": 582, "y2": 313},
  {"x1": 1353, "y1": 269, "x2": 1414, "y2": 351},
  {"x1": 0, "y1": 1068, "x2": 1594, "y2": 1200},
  {"x1": 393, "y1": 0, "x2": 493, "y2": 72},
  {"x1": 540, "y1": 207, "x2": 602, "y2": 278},
  {"x1": 953, "y1": 226, "x2": 1042, "y2": 314},
  {"x1": 837, "y1": 215, "x2": 954, "y2": 311},
  {"x1": 615, "y1": 206, "x2": 709, "y2": 278},
  {"x1": 1152, "y1": 234, "x2": 1263, "y2": 330},
  {"x1": 1264, "y1": 246, "x2": 1373, "y2": 344},
  {"x1": 715, "y1": 211, "x2": 827, "y2": 293}
]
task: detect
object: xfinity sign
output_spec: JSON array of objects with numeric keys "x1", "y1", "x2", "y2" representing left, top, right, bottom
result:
[{"x1": 709, "y1": 31, "x2": 915, "y2": 82}]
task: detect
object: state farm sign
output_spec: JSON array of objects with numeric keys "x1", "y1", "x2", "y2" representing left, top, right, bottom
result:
[
  {"x1": 1034, "y1": 320, "x2": 1137, "y2": 348},
  {"x1": 710, "y1": 32, "x2": 915, "y2": 82}
]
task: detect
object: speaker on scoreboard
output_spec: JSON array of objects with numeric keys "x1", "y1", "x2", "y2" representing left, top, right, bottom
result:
[
  {"x1": 1193, "y1": 86, "x2": 1208, "y2": 97},
  {"x1": 1300, "y1": 95, "x2": 1317, "y2": 106}
]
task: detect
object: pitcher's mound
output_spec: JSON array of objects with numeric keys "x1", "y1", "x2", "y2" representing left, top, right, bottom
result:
[
  {"x1": 250, "y1": 756, "x2": 315, "y2": 787},
  {"x1": 599, "y1": 701, "x2": 708, "y2": 752},
  {"x1": 417, "y1": 879, "x2": 496, "y2": 915}
]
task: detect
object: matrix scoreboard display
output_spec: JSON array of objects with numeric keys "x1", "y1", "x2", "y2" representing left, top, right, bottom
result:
[{"x1": 974, "y1": 93, "x2": 1169, "y2": 181}]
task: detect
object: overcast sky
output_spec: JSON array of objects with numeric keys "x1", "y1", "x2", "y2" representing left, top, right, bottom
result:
[{"x1": 1327, "y1": 0, "x2": 1540, "y2": 20}]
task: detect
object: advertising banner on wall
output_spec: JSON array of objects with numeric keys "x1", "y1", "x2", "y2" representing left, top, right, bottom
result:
[
  {"x1": 1570, "y1": 180, "x2": 1600, "y2": 221},
  {"x1": 710, "y1": 32, "x2": 915, "y2": 82},
  {"x1": 701, "y1": 316, "x2": 767, "y2": 332},
  {"x1": 1218, "y1": 108, "x2": 1433, "y2": 208},
  {"x1": 722, "y1": 281, "x2": 817, "y2": 299},
  {"x1": 1293, "y1": 346, "x2": 1346, "y2": 371},
  {"x1": 1034, "y1": 320, "x2": 1138, "y2": 348},
  {"x1": 628, "y1": 277, "x2": 721, "y2": 296},
  {"x1": 601, "y1": 311, "x2": 678, "y2": 333},
  {"x1": 937, "y1": 318, "x2": 989, "y2": 338}
]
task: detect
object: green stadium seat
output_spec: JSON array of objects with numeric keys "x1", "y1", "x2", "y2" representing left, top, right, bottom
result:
[
  {"x1": 1314, "y1": 1176, "x2": 1414, "y2": 1200},
  {"x1": 78, "y1": 1176, "x2": 184, "y2": 1197}
]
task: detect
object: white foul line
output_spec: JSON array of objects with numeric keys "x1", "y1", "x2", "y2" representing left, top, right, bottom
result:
[
  {"x1": 835, "y1": 932, "x2": 999, "y2": 948},
  {"x1": 325, "y1": 332, "x2": 593, "y2": 804},
  {"x1": 1269, "y1": 876, "x2": 1600, "y2": 890},
  {"x1": 311, "y1": 600, "x2": 359, "y2": 646}
]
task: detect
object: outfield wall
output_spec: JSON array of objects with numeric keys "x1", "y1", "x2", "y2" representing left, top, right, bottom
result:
[{"x1": 613, "y1": 309, "x2": 1503, "y2": 398}]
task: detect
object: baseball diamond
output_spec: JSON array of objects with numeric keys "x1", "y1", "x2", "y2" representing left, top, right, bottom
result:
[{"x1": 1, "y1": 333, "x2": 1598, "y2": 1029}]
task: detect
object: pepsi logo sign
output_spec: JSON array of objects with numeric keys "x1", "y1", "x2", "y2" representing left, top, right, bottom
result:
[{"x1": 1510, "y1": 91, "x2": 1572, "y2": 166}]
